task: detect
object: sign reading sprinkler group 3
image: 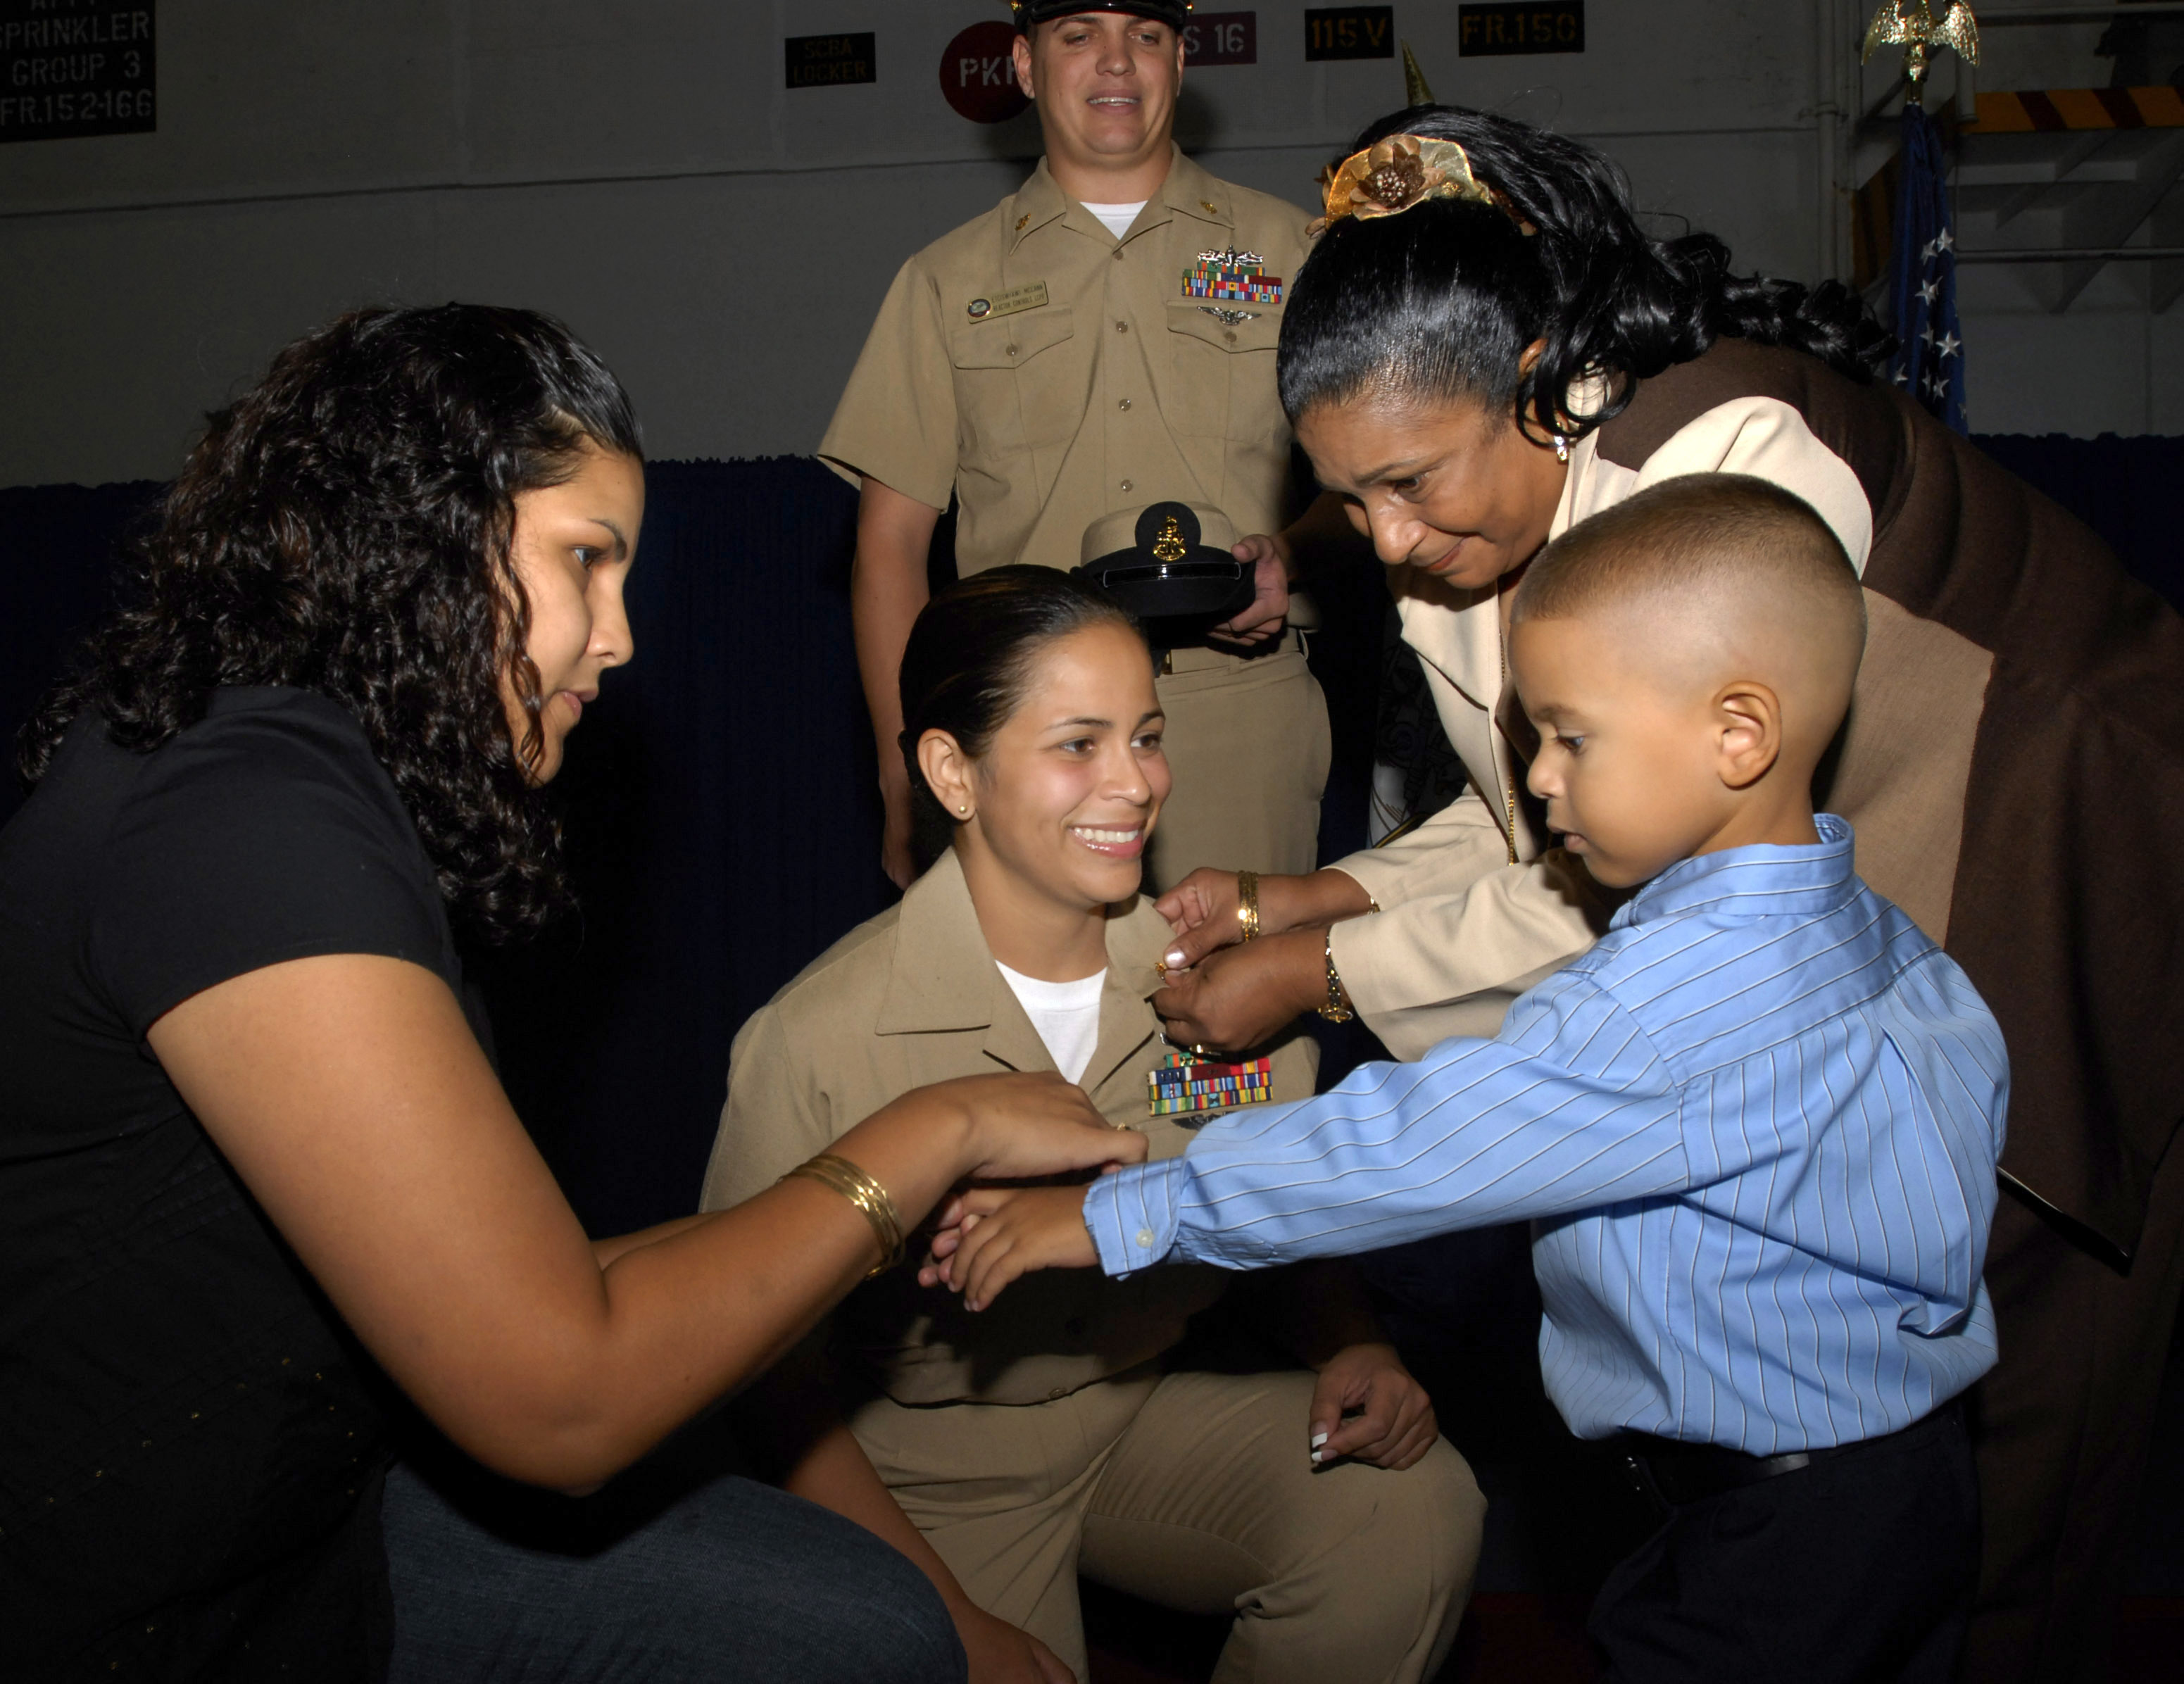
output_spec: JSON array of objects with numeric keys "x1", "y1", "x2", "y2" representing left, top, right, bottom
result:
[{"x1": 0, "y1": 0, "x2": 155, "y2": 144}]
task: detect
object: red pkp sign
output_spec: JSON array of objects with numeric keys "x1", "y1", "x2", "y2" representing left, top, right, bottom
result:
[{"x1": 940, "y1": 21, "x2": 1029, "y2": 123}]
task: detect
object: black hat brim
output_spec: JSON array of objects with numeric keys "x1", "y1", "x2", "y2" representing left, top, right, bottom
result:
[{"x1": 1075, "y1": 550, "x2": 1256, "y2": 626}]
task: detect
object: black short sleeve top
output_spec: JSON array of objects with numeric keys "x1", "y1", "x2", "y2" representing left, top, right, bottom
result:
[{"x1": 0, "y1": 687, "x2": 477, "y2": 1681}]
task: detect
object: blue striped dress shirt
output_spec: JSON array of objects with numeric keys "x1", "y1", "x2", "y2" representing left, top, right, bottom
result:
[{"x1": 1087, "y1": 817, "x2": 2008, "y2": 1452}]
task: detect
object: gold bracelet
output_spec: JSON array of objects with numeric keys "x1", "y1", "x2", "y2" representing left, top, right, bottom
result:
[
  {"x1": 1236, "y1": 870, "x2": 1261, "y2": 943},
  {"x1": 782, "y1": 1152, "x2": 906, "y2": 1278},
  {"x1": 1317, "y1": 931, "x2": 1355, "y2": 1024}
]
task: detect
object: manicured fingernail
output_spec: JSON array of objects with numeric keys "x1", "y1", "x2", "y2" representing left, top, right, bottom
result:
[
  {"x1": 1310, "y1": 1449, "x2": 1324, "y2": 1464},
  {"x1": 1311, "y1": 1431, "x2": 1329, "y2": 1447},
  {"x1": 1165, "y1": 950, "x2": 1187, "y2": 970}
]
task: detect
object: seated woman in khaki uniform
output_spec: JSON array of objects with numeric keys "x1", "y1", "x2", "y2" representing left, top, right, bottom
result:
[{"x1": 702, "y1": 567, "x2": 1482, "y2": 1684}]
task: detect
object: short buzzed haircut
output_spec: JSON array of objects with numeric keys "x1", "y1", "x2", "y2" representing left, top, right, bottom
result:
[{"x1": 1513, "y1": 473, "x2": 1865, "y2": 651}]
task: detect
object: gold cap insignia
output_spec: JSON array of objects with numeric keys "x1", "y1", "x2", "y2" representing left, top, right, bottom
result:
[{"x1": 1152, "y1": 516, "x2": 1187, "y2": 563}]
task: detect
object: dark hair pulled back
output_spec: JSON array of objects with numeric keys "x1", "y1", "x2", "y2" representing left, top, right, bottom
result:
[
  {"x1": 897, "y1": 565, "x2": 1146, "y2": 872},
  {"x1": 18, "y1": 303, "x2": 644, "y2": 944},
  {"x1": 1279, "y1": 106, "x2": 1893, "y2": 438}
]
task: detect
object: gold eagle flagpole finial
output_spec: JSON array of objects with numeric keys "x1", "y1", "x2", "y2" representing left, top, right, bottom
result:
[
  {"x1": 1401, "y1": 40, "x2": 1436, "y2": 107},
  {"x1": 1861, "y1": 1, "x2": 1981, "y2": 104}
]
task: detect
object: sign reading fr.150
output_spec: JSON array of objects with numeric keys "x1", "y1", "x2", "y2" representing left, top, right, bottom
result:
[
  {"x1": 1, "y1": 0, "x2": 154, "y2": 143},
  {"x1": 1459, "y1": 2, "x2": 1585, "y2": 56}
]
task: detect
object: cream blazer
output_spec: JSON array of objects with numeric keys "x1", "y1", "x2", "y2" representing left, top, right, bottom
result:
[
  {"x1": 1328, "y1": 397, "x2": 1875, "y2": 1058},
  {"x1": 701, "y1": 848, "x2": 1314, "y2": 1407}
]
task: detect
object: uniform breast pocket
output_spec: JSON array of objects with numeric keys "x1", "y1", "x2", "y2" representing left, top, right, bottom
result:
[
  {"x1": 948, "y1": 306, "x2": 1077, "y2": 463},
  {"x1": 1162, "y1": 302, "x2": 1284, "y2": 442}
]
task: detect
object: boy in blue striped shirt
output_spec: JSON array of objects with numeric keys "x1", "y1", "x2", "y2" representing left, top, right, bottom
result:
[{"x1": 927, "y1": 473, "x2": 2009, "y2": 1682}]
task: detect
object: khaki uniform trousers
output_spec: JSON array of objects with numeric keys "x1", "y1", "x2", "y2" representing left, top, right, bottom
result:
[
  {"x1": 1148, "y1": 636, "x2": 1331, "y2": 893},
  {"x1": 849, "y1": 1364, "x2": 1482, "y2": 1684}
]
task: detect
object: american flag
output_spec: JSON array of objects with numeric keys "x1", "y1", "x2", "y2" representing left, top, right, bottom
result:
[{"x1": 1888, "y1": 102, "x2": 1966, "y2": 434}]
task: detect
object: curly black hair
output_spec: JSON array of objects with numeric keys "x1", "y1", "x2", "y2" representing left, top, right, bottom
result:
[
  {"x1": 1279, "y1": 106, "x2": 1895, "y2": 441},
  {"x1": 18, "y1": 303, "x2": 644, "y2": 944}
]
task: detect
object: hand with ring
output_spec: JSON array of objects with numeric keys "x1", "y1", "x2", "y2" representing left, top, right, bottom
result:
[{"x1": 1155, "y1": 867, "x2": 1377, "y2": 974}]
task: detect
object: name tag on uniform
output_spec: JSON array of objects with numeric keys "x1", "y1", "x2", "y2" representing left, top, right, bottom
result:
[
  {"x1": 966, "y1": 281, "x2": 1048, "y2": 322},
  {"x1": 1148, "y1": 1052, "x2": 1274, "y2": 1117}
]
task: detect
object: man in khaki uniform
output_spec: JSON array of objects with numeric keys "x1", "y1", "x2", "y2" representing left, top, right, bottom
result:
[
  {"x1": 702, "y1": 847, "x2": 1481, "y2": 1684},
  {"x1": 824, "y1": 0, "x2": 1346, "y2": 888}
]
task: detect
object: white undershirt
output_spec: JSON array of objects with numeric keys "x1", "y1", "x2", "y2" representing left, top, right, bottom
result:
[
  {"x1": 1081, "y1": 200, "x2": 1147, "y2": 241},
  {"x1": 996, "y1": 963, "x2": 1107, "y2": 1084}
]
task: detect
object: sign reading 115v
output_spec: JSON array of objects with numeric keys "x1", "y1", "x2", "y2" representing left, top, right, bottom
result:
[{"x1": 1, "y1": 0, "x2": 155, "y2": 143}]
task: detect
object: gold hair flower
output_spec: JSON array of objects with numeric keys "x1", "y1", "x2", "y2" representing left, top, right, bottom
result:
[{"x1": 1311, "y1": 134, "x2": 1537, "y2": 237}]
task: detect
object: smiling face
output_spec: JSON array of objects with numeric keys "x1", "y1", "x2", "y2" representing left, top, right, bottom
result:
[
  {"x1": 1015, "y1": 11, "x2": 1184, "y2": 176},
  {"x1": 1510, "y1": 612, "x2": 1744, "y2": 889},
  {"x1": 924, "y1": 620, "x2": 1169, "y2": 926},
  {"x1": 502, "y1": 441, "x2": 644, "y2": 783},
  {"x1": 1295, "y1": 392, "x2": 1569, "y2": 593}
]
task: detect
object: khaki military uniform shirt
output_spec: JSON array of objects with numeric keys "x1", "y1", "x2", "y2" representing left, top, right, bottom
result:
[
  {"x1": 701, "y1": 848, "x2": 1314, "y2": 1407},
  {"x1": 818, "y1": 148, "x2": 1313, "y2": 572}
]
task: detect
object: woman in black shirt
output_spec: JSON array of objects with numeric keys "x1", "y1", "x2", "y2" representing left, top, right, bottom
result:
[{"x1": 0, "y1": 305, "x2": 1138, "y2": 1683}]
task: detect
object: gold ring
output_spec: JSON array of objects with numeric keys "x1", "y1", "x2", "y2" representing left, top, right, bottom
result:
[{"x1": 1236, "y1": 870, "x2": 1261, "y2": 943}]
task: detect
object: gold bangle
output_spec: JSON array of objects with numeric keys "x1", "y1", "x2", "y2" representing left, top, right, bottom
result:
[
  {"x1": 1317, "y1": 931, "x2": 1355, "y2": 1024},
  {"x1": 782, "y1": 1152, "x2": 906, "y2": 1278},
  {"x1": 1236, "y1": 870, "x2": 1261, "y2": 943}
]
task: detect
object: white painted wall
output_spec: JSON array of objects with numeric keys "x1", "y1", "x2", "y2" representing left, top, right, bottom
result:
[{"x1": 0, "y1": 2, "x2": 2158, "y2": 491}]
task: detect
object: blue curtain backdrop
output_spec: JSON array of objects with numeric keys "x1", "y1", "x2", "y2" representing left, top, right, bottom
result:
[{"x1": 4, "y1": 437, "x2": 2178, "y2": 1233}]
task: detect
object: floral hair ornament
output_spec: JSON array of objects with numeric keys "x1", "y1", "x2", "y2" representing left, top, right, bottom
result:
[{"x1": 1311, "y1": 135, "x2": 1538, "y2": 238}]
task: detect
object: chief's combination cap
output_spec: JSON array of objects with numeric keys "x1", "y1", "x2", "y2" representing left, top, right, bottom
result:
[
  {"x1": 1073, "y1": 501, "x2": 1254, "y2": 630},
  {"x1": 1012, "y1": 1, "x2": 1194, "y2": 32}
]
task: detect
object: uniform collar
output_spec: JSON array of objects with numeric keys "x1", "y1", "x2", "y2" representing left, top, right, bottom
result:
[
  {"x1": 1158, "y1": 148, "x2": 1236, "y2": 232},
  {"x1": 1612, "y1": 815, "x2": 1860, "y2": 931},
  {"x1": 876, "y1": 848, "x2": 1169, "y2": 1088},
  {"x1": 1010, "y1": 146, "x2": 1231, "y2": 252}
]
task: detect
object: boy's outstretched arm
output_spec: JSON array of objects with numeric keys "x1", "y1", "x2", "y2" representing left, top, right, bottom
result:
[
  {"x1": 937, "y1": 972, "x2": 1689, "y2": 1305},
  {"x1": 922, "y1": 1185, "x2": 1096, "y2": 1310}
]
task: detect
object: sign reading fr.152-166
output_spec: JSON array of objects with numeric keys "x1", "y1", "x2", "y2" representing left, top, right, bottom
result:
[{"x1": 1, "y1": 0, "x2": 153, "y2": 143}]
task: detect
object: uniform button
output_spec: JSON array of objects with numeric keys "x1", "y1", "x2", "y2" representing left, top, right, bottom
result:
[
  {"x1": 1120, "y1": 479, "x2": 1134, "y2": 493},
  {"x1": 1224, "y1": 330, "x2": 1237, "y2": 344},
  {"x1": 1112, "y1": 246, "x2": 1125, "y2": 260},
  {"x1": 1136, "y1": 1228, "x2": 1156, "y2": 1249},
  {"x1": 1006, "y1": 345, "x2": 1017, "y2": 357},
  {"x1": 1117, "y1": 398, "x2": 1131, "y2": 410},
  {"x1": 1115, "y1": 320, "x2": 1129, "y2": 334}
]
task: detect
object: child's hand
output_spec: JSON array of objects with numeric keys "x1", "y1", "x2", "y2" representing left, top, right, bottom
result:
[{"x1": 920, "y1": 1186, "x2": 1098, "y2": 1310}]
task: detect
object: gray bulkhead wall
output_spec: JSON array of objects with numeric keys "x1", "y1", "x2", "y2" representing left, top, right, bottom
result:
[{"x1": 0, "y1": 2, "x2": 2154, "y2": 491}]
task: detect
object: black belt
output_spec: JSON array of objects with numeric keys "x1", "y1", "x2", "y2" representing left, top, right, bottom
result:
[{"x1": 1615, "y1": 1397, "x2": 1963, "y2": 1510}]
